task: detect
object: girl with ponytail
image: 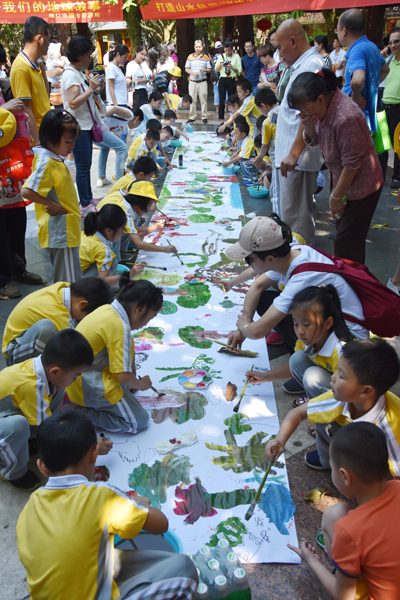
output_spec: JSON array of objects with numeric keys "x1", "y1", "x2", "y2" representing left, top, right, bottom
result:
[
  {"x1": 247, "y1": 284, "x2": 353, "y2": 417},
  {"x1": 80, "y1": 204, "x2": 143, "y2": 287},
  {"x1": 67, "y1": 277, "x2": 163, "y2": 434}
]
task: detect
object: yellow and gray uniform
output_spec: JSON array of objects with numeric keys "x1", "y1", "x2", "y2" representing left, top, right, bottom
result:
[
  {"x1": 97, "y1": 190, "x2": 139, "y2": 259},
  {"x1": 0, "y1": 356, "x2": 58, "y2": 481},
  {"x1": 80, "y1": 231, "x2": 118, "y2": 278},
  {"x1": 238, "y1": 95, "x2": 261, "y2": 137},
  {"x1": 239, "y1": 135, "x2": 255, "y2": 160},
  {"x1": 2, "y1": 283, "x2": 75, "y2": 365},
  {"x1": 17, "y1": 473, "x2": 198, "y2": 600},
  {"x1": 109, "y1": 172, "x2": 135, "y2": 195},
  {"x1": 23, "y1": 147, "x2": 82, "y2": 283},
  {"x1": 67, "y1": 299, "x2": 149, "y2": 433}
]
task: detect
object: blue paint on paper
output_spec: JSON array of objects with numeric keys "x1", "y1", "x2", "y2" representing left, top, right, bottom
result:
[
  {"x1": 261, "y1": 483, "x2": 296, "y2": 536},
  {"x1": 230, "y1": 182, "x2": 243, "y2": 209}
]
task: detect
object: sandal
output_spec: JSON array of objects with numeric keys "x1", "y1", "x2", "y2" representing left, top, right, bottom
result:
[
  {"x1": 292, "y1": 396, "x2": 309, "y2": 408},
  {"x1": 307, "y1": 423, "x2": 316, "y2": 438}
]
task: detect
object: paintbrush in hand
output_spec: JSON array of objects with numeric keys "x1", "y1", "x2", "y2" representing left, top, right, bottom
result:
[
  {"x1": 167, "y1": 239, "x2": 184, "y2": 265},
  {"x1": 244, "y1": 446, "x2": 279, "y2": 521},
  {"x1": 202, "y1": 337, "x2": 258, "y2": 358},
  {"x1": 221, "y1": 282, "x2": 228, "y2": 299},
  {"x1": 143, "y1": 265, "x2": 167, "y2": 271},
  {"x1": 233, "y1": 365, "x2": 254, "y2": 413},
  {"x1": 138, "y1": 376, "x2": 165, "y2": 397}
]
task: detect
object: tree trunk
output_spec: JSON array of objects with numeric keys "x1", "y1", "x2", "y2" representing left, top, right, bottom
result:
[
  {"x1": 76, "y1": 23, "x2": 91, "y2": 39},
  {"x1": 223, "y1": 17, "x2": 235, "y2": 41},
  {"x1": 124, "y1": 5, "x2": 143, "y2": 49},
  {"x1": 364, "y1": 6, "x2": 386, "y2": 44},
  {"x1": 176, "y1": 18, "x2": 195, "y2": 94},
  {"x1": 57, "y1": 23, "x2": 71, "y2": 54}
]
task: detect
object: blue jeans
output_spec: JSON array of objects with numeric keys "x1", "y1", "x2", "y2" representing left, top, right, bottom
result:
[
  {"x1": 251, "y1": 83, "x2": 259, "y2": 96},
  {"x1": 95, "y1": 130, "x2": 128, "y2": 181},
  {"x1": 72, "y1": 129, "x2": 93, "y2": 207}
]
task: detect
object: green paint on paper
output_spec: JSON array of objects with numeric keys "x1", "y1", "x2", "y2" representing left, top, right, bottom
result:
[
  {"x1": 192, "y1": 207, "x2": 211, "y2": 213},
  {"x1": 188, "y1": 214, "x2": 215, "y2": 224},
  {"x1": 156, "y1": 354, "x2": 222, "y2": 382},
  {"x1": 178, "y1": 253, "x2": 208, "y2": 268},
  {"x1": 224, "y1": 413, "x2": 252, "y2": 435},
  {"x1": 206, "y1": 430, "x2": 284, "y2": 473},
  {"x1": 178, "y1": 326, "x2": 212, "y2": 349},
  {"x1": 160, "y1": 301, "x2": 178, "y2": 315},
  {"x1": 134, "y1": 270, "x2": 183, "y2": 287},
  {"x1": 151, "y1": 388, "x2": 208, "y2": 425},
  {"x1": 177, "y1": 283, "x2": 211, "y2": 309},
  {"x1": 194, "y1": 146, "x2": 204, "y2": 153},
  {"x1": 128, "y1": 452, "x2": 191, "y2": 508},
  {"x1": 207, "y1": 517, "x2": 247, "y2": 548},
  {"x1": 222, "y1": 238, "x2": 239, "y2": 244},
  {"x1": 133, "y1": 327, "x2": 164, "y2": 343},
  {"x1": 210, "y1": 252, "x2": 234, "y2": 270},
  {"x1": 220, "y1": 300, "x2": 235, "y2": 309},
  {"x1": 174, "y1": 477, "x2": 217, "y2": 524},
  {"x1": 210, "y1": 488, "x2": 256, "y2": 509}
]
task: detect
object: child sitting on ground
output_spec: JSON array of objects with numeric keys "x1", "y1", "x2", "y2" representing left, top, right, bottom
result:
[
  {"x1": 109, "y1": 156, "x2": 157, "y2": 195},
  {"x1": 21, "y1": 109, "x2": 82, "y2": 283},
  {"x1": 265, "y1": 338, "x2": 400, "y2": 473},
  {"x1": 289, "y1": 422, "x2": 400, "y2": 600},
  {"x1": 248, "y1": 285, "x2": 353, "y2": 411},
  {"x1": 0, "y1": 329, "x2": 112, "y2": 491},
  {"x1": 66, "y1": 278, "x2": 163, "y2": 433},
  {"x1": 17, "y1": 410, "x2": 198, "y2": 599},
  {"x1": 162, "y1": 109, "x2": 190, "y2": 141},
  {"x1": 130, "y1": 129, "x2": 160, "y2": 163},
  {"x1": 128, "y1": 118, "x2": 161, "y2": 161},
  {"x1": 218, "y1": 79, "x2": 261, "y2": 137},
  {"x1": 132, "y1": 91, "x2": 164, "y2": 136},
  {"x1": 80, "y1": 204, "x2": 144, "y2": 287},
  {"x1": 221, "y1": 121, "x2": 255, "y2": 171},
  {"x1": 2, "y1": 278, "x2": 114, "y2": 365}
]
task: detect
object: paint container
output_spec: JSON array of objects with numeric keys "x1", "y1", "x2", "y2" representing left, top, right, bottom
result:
[
  {"x1": 179, "y1": 155, "x2": 183, "y2": 167},
  {"x1": 196, "y1": 583, "x2": 209, "y2": 599}
]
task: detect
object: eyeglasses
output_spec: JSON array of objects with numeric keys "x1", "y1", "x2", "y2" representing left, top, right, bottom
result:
[
  {"x1": 334, "y1": 27, "x2": 344, "y2": 34},
  {"x1": 388, "y1": 40, "x2": 400, "y2": 46},
  {"x1": 245, "y1": 255, "x2": 255, "y2": 265}
]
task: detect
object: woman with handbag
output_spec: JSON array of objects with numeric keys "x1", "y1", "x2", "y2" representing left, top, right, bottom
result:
[{"x1": 61, "y1": 35, "x2": 105, "y2": 216}]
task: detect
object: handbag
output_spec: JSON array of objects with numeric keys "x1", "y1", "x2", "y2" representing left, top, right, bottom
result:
[
  {"x1": 0, "y1": 137, "x2": 34, "y2": 208},
  {"x1": 82, "y1": 84, "x2": 104, "y2": 143},
  {"x1": 372, "y1": 110, "x2": 391, "y2": 155}
]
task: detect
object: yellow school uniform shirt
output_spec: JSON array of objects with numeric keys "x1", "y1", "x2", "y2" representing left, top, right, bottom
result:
[
  {"x1": 80, "y1": 232, "x2": 116, "y2": 274},
  {"x1": 109, "y1": 172, "x2": 135, "y2": 195},
  {"x1": 23, "y1": 148, "x2": 81, "y2": 248},
  {"x1": 0, "y1": 356, "x2": 53, "y2": 424},
  {"x1": 97, "y1": 190, "x2": 138, "y2": 235},
  {"x1": 239, "y1": 135, "x2": 255, "y2": 160},
  {"x1": 262, "y1": 114, "x2": 276, "y2": 147},
  {"x1": 134, "y1": 140, "x2": 158, "y2": 161},
  {"x1": 294, "y1": 332, "x2": 345, "y2": 374},
  {"x1": 2, "y1": 283, "x2": 73, "y2": 356},
  {"x1": 10, "y1": 51, "x2": 51, "y2": 133},
  {"x1": 67, "y1": 299, "x2": 134, "y2": 406},
  {"x1": 128, "y1": 133, "x2": 144, "y2": 161},
  {"x1": 307, "y1": 390, "x2": 400, "y2": 476},
  {"x1": 238, "y1": 95, "x2": 261, "y2": 137},
  {"x1": 16, "y1": 474, "x2": 148, "y2": 600},
  {"x1": 168, "y1": 94, "x2": 183, "y2": 110}
]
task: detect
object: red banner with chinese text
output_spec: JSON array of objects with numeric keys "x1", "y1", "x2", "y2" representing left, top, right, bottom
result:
[
  {"x1": 0, "y1": 0, "x2": 122, "y2": 24},
  {"x1": 140, "y1": 0, "x2": 388, "y2": 20}
]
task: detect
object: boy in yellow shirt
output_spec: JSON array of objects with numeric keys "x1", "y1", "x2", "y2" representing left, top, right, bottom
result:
[
  {"x1": 17, "y1": 410, "x2": 198, "y2": 600},
  {"x1": 218, "y1": 78, "x2": 261, "y2": 137},
  {"x1": 128, "y1": 118, "x2": 161, "y2": 162},
  {"x1": 109, "y1": 156, "x2": 157, "y2": 195},
  {"x1": 221, "y1": 121, "x2": 255, "y2": 169}
]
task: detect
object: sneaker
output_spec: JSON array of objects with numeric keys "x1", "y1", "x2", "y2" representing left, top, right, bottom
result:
[
  {"x1": 28, "y1": 437, "x2": 38, "y2": 456},
  {"x1": 388, "y1": 278, "x2": 400, "y2": 296},
  {"x1": 13, "y1": 271, "x2": 44, "y2": 285},
  {"x1": 328, "y1": 232, "x2": 336, "y2": 239},
  {"x1": 187, "y1": 118, "x2": 196, "y2": 123},
  {"x1": 304, "y1": 449, "x2": 330, "y2": 471},
  {"x1": 203, "y1": 118, "x2": 208, "y2": 124},
  {"x1": 91, "y1": 198, "x2": 101, "y2": 207},
  {"x1": 0, "y1": 469, "x2": 41, "y2": 491},
  {"x1": 266, "y1": 331, "x2": 283, "y2": 345},
  {"x1": 0, "y1": 283, "x2": 21, "y2": 298},
  {"x1": 282, "y1": 377, "x2": 305, "y2": 395},
  {"x1": 329, "y1": 218, "x2": 336, "y2": 226},
  {"x1": 80, "y1": 203, "x2": 95, "y2": 217},
  {"x1": 96, "y1": 178, "x2": 112, "y2": 187},
  {"x1": 390, "y1": 179, "x2": 400, "y2": 189},
  {"x1": 64, "y1": 159, "x2": 75, "y2": 168},
  {"x1": 316, "y1": 528, "x2": 327, "y2": 553}
]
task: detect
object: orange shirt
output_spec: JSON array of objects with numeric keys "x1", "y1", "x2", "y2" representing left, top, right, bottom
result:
[{"x1": 332, "y1": 480, "x2": 400, "y2": 599}]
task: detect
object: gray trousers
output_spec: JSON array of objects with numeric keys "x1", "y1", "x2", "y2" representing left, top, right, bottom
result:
[
  {"x1": 113, "y1": 235, "x2": 131, "y2": 262},
  {"x1": 315, "y1": 421, "x2": 342, "y2": 468},
  {"x1": 270, "y1": 168, "x2": 280, "y2": 217},
  {"x1": 47, "y1": 247, "x2": 82, "y2": 284},
  {"x1": 74, "y1": 384, "x2": 149, "y2": 434},
  {"x1": 289, "y1": 350, "x2": 332, "y2": 399},
  {"x1": 5, "y1": 319, "x2": 57, "y2": 365},
  {"x1": 82, "y1": 257, "x2": 118, "y2": 279},
  {"x1": 279, "y1": 169, "x2": 318, "y2": 245},
  {"x1": 115, "y1": 549, "x2": 198, "y2": 600}
]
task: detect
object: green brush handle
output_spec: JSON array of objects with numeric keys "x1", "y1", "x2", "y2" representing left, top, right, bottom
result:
[{"x1": 254, "y1": 447, "x2": 279, "y2": 503}]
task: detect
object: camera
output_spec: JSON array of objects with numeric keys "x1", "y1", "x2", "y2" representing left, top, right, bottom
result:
[{"x1": 223, "y1": 60, "x2": 231, "y2": 75}]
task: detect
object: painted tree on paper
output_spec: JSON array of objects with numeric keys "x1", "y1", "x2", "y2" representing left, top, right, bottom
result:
[
  {"x1": 207, "y1": 517, "x2": 248, "y2": 548},
  {"x1": 174, "y1": 478, "x2": 217, "y2": 524},
  {"x1": 151, "y1": 388, "x2": 209, "y2": 425}
]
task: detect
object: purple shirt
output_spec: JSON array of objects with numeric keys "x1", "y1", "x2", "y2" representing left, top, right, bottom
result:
[{"x1": 311, "y1": 89, "x2": 383, "y2": 200}]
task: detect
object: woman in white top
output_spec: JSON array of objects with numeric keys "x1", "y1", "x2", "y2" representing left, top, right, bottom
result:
[
  {"x1": 105, "y1": 43, "x2": 129, "y2": 145},
  {"x1": 61, "y1": 35, "x2": 105, "y2": 216},
  {"x1": 126, "y1": 45, "x2": 150, "y2": 112},
  {"x1": 330, "y1": 37, "x2": 346, "y2": 87},
  {"x1": 314, "y1": 35, "x2": 332, "y2": 70}
]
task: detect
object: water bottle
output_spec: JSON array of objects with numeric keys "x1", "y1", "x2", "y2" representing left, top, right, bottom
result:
[
  {"x1": 196, "y1": 545, "x2": 212, "y2": 585},
  {"x1": 233, "y1": 567, "x2": 251, "y2": 600},
  {"x1": 214, "y1": 575, "x2": 228, "y2": 599},
  {"x1": 196, "y1": 582, "x2": 209, "y2": 599},
  {"x1": 214, "y1": 539, "x2": 230, "y2": 577}
]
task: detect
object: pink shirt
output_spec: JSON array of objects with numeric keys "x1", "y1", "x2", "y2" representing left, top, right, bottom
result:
[{"x1": 311, "y1": 89, "x2": 383, "y2": 200}]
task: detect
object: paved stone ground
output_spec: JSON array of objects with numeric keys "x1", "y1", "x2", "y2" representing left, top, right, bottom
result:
[{"x1": 1, "y1": 103, "x2": 400, "y2": 599}]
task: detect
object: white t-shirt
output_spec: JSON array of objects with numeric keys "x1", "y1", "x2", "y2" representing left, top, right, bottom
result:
[
  {"x1": 103, "y1": 109, "x2": 133, "y2": 137},
  {"x1": 156, "y1": 57, "x2": 174, "y2": 73},
  {"x1": 330, "y1": 48, "x2": 346, "y2": 78},
  {"x1": 106, "y1": 63, "x2": 128, "y2": 105},
  {"x1": 266, "y1": 244, "x2": 368, "y2": 339},
  {"x1": 126, "y1": 60, "x2": 148, "y2": 90},
  {"x1": 61, "y1": 68, "x2": 98, "y2": 131}
]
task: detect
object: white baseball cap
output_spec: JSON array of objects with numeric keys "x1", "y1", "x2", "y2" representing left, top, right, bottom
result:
[
  {"x1": 225, "y1": 216, "x2": 285, "y2": 261},
  {"x1": 215, "y1": 41, "x2": 223, "y2": 48}
]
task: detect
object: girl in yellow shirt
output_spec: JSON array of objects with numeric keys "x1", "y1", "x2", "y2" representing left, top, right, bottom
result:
[
  {"x1": 80, "y1": 204, "x2": 143, "y2": 288},
  {"x1": 22, "y1": 109, "x2": 82, "y2": 284},
  {"x1": 66, "y1": 277, "x2": 163, "y2": 433}
]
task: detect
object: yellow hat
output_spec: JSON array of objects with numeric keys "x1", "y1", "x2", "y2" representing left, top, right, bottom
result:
[
  {"x1": 0, "y1": 108, "x2": 17, "y2": 148},
  {"x1": 126, "y1": 179, "x2": 158, "y2": 202},
  {"x1": 168, "y1": 66, "x2": 182, "y2": 77}
]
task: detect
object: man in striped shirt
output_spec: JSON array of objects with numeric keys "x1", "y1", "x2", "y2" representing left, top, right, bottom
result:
[{"x1": 185, "y1": 40, "x2": 211, "y2": 124}]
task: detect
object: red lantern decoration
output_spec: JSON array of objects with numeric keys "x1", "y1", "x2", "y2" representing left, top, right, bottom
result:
[{"x1": 256, "y1": 18, "x2": 272, "y2": 31}]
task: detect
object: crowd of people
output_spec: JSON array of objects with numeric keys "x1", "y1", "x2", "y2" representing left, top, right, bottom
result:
[{"x1": 0, "y1": 10, "x2": 400, "y2": 600}]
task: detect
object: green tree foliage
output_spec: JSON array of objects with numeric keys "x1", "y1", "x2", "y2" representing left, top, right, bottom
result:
[{"x1": 0, "y1": 24, "x2": 24, "y2": 58}]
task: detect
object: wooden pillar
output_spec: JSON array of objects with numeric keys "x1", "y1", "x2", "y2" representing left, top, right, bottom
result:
[
  {"x1": 364, "y1": 6, "x2": 386, "y2": 44},
  {"x1": 176, "y1": 18, "x2": 195, "y2": 94},
  {"x1": 57, "y1": 23, "x2": 71, "y2": 54},
  {"x1": 223, "y1": 15, "x2": 253, "y2": 54},
  {"x1": 76, "y1": 23, "x2": 91, "y2": 39}
]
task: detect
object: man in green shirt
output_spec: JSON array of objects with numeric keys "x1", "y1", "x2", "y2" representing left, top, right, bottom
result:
[
  {"x1": 382, "y1": 27, "x2": 400, "y2": 189},
  {"x1": 215, "y1": 40, "x2": 242, "y2": 123}
]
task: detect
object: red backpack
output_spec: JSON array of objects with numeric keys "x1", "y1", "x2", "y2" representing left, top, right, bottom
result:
[{"x1": 289, "y1": 248, "x2": 400, "y2": 338}]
